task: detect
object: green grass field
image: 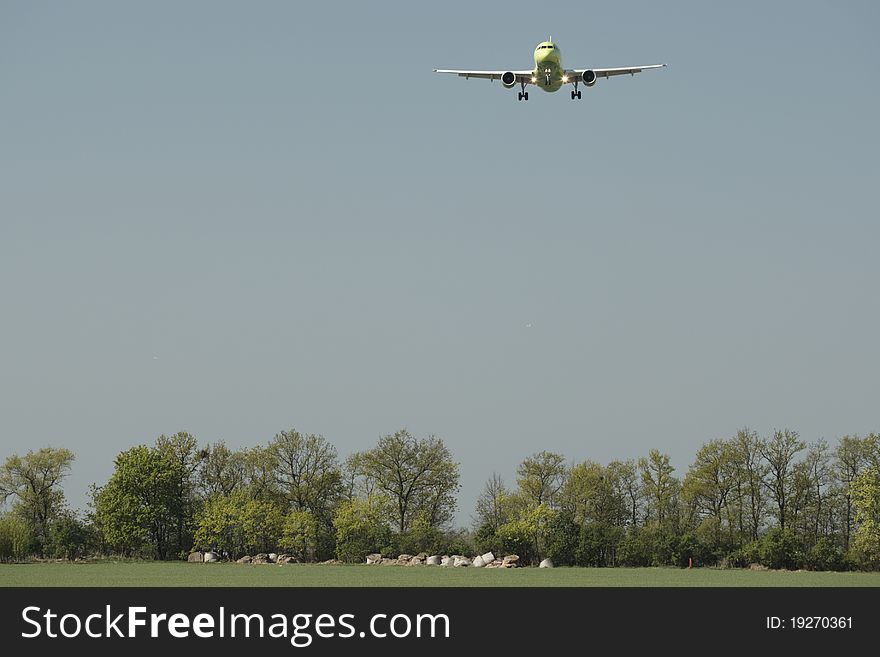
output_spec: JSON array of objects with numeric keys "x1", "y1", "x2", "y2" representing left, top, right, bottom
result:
[{"x1": 2, "y1": 562, "x2": 879, "y2": 587}]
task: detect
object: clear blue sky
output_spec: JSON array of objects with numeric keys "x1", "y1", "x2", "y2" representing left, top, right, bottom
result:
[{"x1": 2, "y1": 1, "x2": 878, "y2": 524}]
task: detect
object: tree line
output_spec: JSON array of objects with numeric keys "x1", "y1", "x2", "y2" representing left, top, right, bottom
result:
[{"x1": 1, "y1": 427, "x2": 879, "y2": 571}]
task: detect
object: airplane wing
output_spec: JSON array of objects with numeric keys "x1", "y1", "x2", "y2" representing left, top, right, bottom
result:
[
  {"x1": 567, "y1": 64, "x2": 666, "y2": 80},
  {"x1": 433, "y1": 70, "x2": 534, "y2": 83}
]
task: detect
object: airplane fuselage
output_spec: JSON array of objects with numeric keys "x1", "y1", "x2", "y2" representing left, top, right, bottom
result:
[{"x1": 533, "y1": 40, "x2": 564, "y2": 92}]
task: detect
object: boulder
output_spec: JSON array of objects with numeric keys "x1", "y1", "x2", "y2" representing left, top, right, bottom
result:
[
  {"x1": 453, "y1": 556, "x2": 472, "y2": 567},
  {"x1": 187, "y1": 552, "x2": 203, "y2": 563},
  {"x1": 236, "y1": 555, "x2": 252, "y2": 564},
  {"x1": 366, "y1": 553, "x2": 382, "y2": 565},
  {"x1": 426, "y1": 555, "x2": 442, "y2": 566},
  {"x1": 407, "y1": 557, "x2": 425, "y2": 566},
  {"x1": 204, "y1": 551, "x2": 219, "y2": 563},
  {"x1": 380, "y1": 558, "x2": 396, "y2": 565},
  {"x1": 539, "y1": 558, "x2": 554, "y2": 568},
  {"x1": 481, "y1": 552, "x2": 495, "y2": 564},
  {"x1": 472, "y1": 555, "x2": 485, "y2": 568},
  {"x1": 416, "y1": 552, "x2": 429, "y2": 560},
  {"x1": 502, "y1": 555, "x2": 519, "y2": 563},
  {"x1": 268, "y1": 553, "x2": 277, "y2": 563},
  {"x1": 397, "y1": 554, "x2": 413, "y2": 564},
  {"x1": 251, "y1": 554, "x2": 270, "y2": 564},
  {"x1": 440, "y1": 556, "x2": 452, "y2": 567}
]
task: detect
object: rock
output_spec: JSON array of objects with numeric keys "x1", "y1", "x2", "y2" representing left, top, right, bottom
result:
[
  {"x1": 236, "y1": 555, "x2": 252, "y2": 564},
  {"x1": 380, "y1": 558, "x2": 396, "y2": 565},
  {"x1": 397, "y1": 554, "x2": 413, "y2": 563},
  {"x1": 268, "y1": 553, "x2": 277, "y2": 563},
  {"x1": 366, "y1": 553, "x2": 382, "y2": 565},
  {"x1": 502, "y1": 554, "x2": 519, "y2": 563},
  {"x1": 453, "y1": 556, "x2": 472, "y2": 567},
  {"x1": 481, "y1": 552, "x2": 495, "y2": 564},
  {"x1": 539, "y1": 558, "x2": 553, "y2": 568},
  {"x1": 472, "y1": 555, "x2": 485, "y2": 568},
  {"x1": 426, "y1": 555, "x2": 441, "y2": 565},
  {"x1": 204, "y1": 551, "x2": 219, "y2": 563},
  {"x1": 407, "y1": 557, "x2": 424, "y2": 566},
  {"x1": 440, "y1": 556, "x2": 452, "y2": 567},
  {"x1": 279, "y1": 556, "x2": 297, "y2": 564},
  {"x1": 187, "y1": 552, "x2": 203, "y2": 563},
  {"x1": 416, "y1": 552, "x2": 429, "y2": 560}
]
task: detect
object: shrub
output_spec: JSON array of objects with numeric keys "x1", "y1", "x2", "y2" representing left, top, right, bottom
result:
[
  {"x1": 544, "y1": 512, "x2": 579, "y2": 566},
  {"x1": 759, "y1": 527, "x2": 802, "y2": 570},
  {"x1": 803, "y1": 537, "x2": 846, "y2": 572},
  {"x1": 0, "y1": 514, "x2": 33, "y2": 562},
  {"x1": 333, "y1": 494, "x2": 393, "y2": 563},
  {"x1": 726, "y1": 541, "x2": 762, "y2": 568},
  {"x1": 50, "y1": 512, "x2": 92, "y2": 561}
]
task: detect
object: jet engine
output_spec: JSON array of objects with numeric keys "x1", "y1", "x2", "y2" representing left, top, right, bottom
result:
[
  {"x1": 501, "y1": 71, "x2": 517, "y2": 88},
  {"x1": 582, "y1": 70, "x2": 597, "y2": 87}
]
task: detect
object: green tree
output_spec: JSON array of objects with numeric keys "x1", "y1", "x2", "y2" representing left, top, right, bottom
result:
[
  {"x1": 516, "y1": 451, "x2": 567, "y2": 508},
  {"x1": 50, "y1": 511, "x2": 91, "y2": 561},
  {"x1": 356, "y1": 430, "x2": 460, "y2": 533},
  {"x1": 496, "y1": 503, "x2": 555, "y2": 565},
  {"x1": 759, "y1": 527, "x2": 802, "y2": 570},
  {"x1": 270, "y1": 430, "x2": 342, "y2": 518},
  {"x1": 577, "y1": 522, "x2": 624, "y2": 567},
  {"x1": 544, "y1": 510, "x2": 579, "y2": 566},
  {"x1": 241, "y1": 445, "x2": 282, "y2": 504},
  {"x1": 197, "y1": 441, "x2": 246, "y2": 498},
  {"x1": 333, "y1": 494, "x2": 393, "y2": 563},
  {"x1": 93, "y1": 444, "x2": 183, "y2": 559},
  {"x1": 279, "y1": 509, "x2": 318, "y2": 562},
  {"x1": 731, "y1": 428, "x2": 768, "y2": 542},
  {"x1": 193, "y1": 491, "x2": 283, "y2": 558},
  {"x1": 608, "y1": 460, "x2": 642, "y2": 527},
  {"x1": 0, "y1": 447, "x2": 75, "y2": 554},
  {"x1": 155, "y1": 432, "x2": 201, "y2": 558},
  {"x1": 803, "y1": 537, "x2": 846, "y2": 572},
  {"x1": 0, "y1": 513, "x2": 33, "y2": 562},
  {"x1": 834, "y1": 435, "x2": 874, "y2": 550},
  {"x1": 240, "y1": 497, "x2": 284, "y2": 554},
  {"x1": 683, "y1": 440, "x2": 737, "y2": 547},
  {"x1": 759, "y1": 429, "x2": 805, "y2": 531},
  {"x1": 560, "y1": 461, "x2": 627, "y2": 526},
  {"x1": 193, "y1": 492, "x2": 248, "y2": 558},
  {"x1": 850, "y1": 466, "x2": 880, "y2": 570},
  {"x1": 472, "y1": 473, "x2": 510, "y2": 534},
  {"x1": 639, "y1": 450, "x2": 679, "y2": 526},
  {"x1": 270, "y1": 430, "x2": 342, "y2": 559}
]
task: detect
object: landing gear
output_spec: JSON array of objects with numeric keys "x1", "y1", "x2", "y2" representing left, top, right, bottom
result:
[
  {"x1": 571, "y1": 80, "x2": 582, "y2": 100},
  {"x1": 518, "y1": 80, "x2": 529, "y2": 101}
]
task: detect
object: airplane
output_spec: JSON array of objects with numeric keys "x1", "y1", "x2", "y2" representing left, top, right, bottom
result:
[{"x1": 434, "y1": 37, "x2": 665, "y2": 101}]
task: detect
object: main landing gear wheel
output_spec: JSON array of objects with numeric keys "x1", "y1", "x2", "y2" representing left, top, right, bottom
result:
[
  {"x1": 518, "y1": 91, "x2": 529, "y2": 101},
  {"x1": 570, "y1": 90, "x2": 582, "y2": 100}
]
